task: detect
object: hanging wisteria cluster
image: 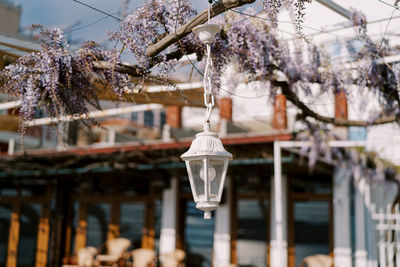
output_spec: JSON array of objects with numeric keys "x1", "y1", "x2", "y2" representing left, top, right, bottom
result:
[
  {"x1": 109, "y1": 0, "x2": 198, "y2": 71},
  {"x1": 263, "y1": 0, "x2": 312, "y2": 34},
  {"x1": 0, "y1": 26, "x2": 129, "y2": 124}
]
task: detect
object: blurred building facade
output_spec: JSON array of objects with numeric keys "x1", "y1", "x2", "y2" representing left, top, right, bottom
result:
[{"x1": 0, "y1": 1, "x2": 400, "y2": 267}]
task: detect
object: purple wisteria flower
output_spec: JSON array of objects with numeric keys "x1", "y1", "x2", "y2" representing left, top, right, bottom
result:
[
  {"x1": 110, "y1": 0, "x2": 197, "y2": 71},
  {"x1": 0, "y1": 27, "x2": 129, "y2": 124}
]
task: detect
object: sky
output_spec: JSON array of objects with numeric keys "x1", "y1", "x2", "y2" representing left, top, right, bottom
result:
[
  {"x1": 8, "y1": 0, "x2": 208, "y2": 47},
  {"x1": 3, "y1": 0, "x2": 398, "y2": 52},
  {"x1": 2, "y1": 0, "x2": 396, "y2": 67}
]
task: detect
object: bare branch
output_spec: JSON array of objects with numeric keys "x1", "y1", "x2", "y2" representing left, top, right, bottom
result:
[
  {"x1": 274, "y1": 80, "x2": 398, "y2": 127},
  {"x1": 92, "y1": 47, "x2": 195, "y2": 77},
  {"x1": 93, "y1": 61, "x2": 144, "y2": 76},
  {"x1": 145, "y1": 0, "x2": 256, "y2": 58}
]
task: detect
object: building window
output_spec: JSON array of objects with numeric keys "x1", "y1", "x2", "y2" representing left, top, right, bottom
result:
[
  {"x1": 330, "y1": 41, "x2": 342, "y2": 58},
  {"x1": 120, "y1": 203, "x2": 145, "y2": 249},
  {"x1": 131, "y1": 112, "x2": 138, "y2": 122},
  {"x1": 160, "y1": 111, "x2": 166, "y2": 129},
  {"x1": 237, "y1": 199, "x2": 269, "y2": 267},
  {"x1": 17, "y1": 203, "x2": 41, "y2": 266},
  {"x1": 0, "y1": 204, "x2": 11, "y2": 266},
  {"x1": 292, "y1": 201, "x2": 330, "y2": 267},
  {"x1": 86, "y1": 203, "x2": 111, "y2": 247},
  {"x1": 144, "y1": 111, "x2": 154, "y2": 128},
  {"x1": 184, "y1": 201, "x2": 214, "y2": 266},
  {"x1": 346, "y1": 40, "x2": 363, "y2": 56}
]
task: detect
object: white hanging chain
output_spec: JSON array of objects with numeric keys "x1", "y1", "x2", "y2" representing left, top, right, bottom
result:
[{"x1": 203, "y1": 1, "x2": 214, "y2": 128}]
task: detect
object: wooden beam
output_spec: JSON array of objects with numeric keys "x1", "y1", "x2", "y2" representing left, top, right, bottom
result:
[
  {"x1": 98, "y1": 86, "x2": 204, "y2": 107},
  {"x1": 0, "y1": 56, "x2": 5, "y2": 69},
  {"x1": 107, "y1": 201, "x2": 121, "y2": 240},
  {"x1": 74, "y1": 202, "x2": 88, "y2": 252},
  {"x1": 0, "y1": 196, "x2": 47, "y2": 204},
  {"x1": 141, "y1": 187, "x2": 155, "y2": 249},
  {"x1": 6, "y1": 203, "x2": 20, "y2": 267},
  {"x1": 74, "y1": 194, "x2": 158, "y2": 203},
  {"x1": 0, "y1": 115, "x2": 19, "y2": 132},
  {"x1": 175, "y1": 177, "x2": 184, "y2": 250},
  {"x1": 64, "y1": 187, "x2": 74, "y2": 260},
  {"x1": 35, "y1": 202, "x2": 50, "y2": 267},
  {"x1": 230, "y1": 176, "x2": 237, "y2": 265},
  {"x1": 237, "y1": 193, "x2": 270, "y2": 200}
]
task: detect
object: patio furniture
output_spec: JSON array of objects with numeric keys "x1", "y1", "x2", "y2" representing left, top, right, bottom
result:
[
  {"x1": 160, "y1": 249, "x2": 185, "y2": 267},
  {"x1": 96, "y1": 238, "x2": 132, "y2": 267},
  {"x1": 131, "y1": 248, "x2": 156, "y2": 267},
  {"x1": 62, "y1": 247, "x2": 98, "y2": 267},
  {"x1": 78, "y1": 247, "x2": 98, "y2": 267},
  {"x1": 299, "y1": 254, "x2": 333, "y2": 267}
]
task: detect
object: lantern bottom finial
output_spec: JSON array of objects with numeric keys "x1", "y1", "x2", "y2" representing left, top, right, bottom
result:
[
  {"x1": 204, "y1": 211, "x2": 211, "y2": 219},
  {"x1": 196, "y1": 201, "x2": 218, "y2": 219}
]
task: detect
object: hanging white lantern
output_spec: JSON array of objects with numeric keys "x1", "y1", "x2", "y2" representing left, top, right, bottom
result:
[
  {"x1": 181, "y1": 13, "x2": 232, "y2": 219},
  {"x1": 181, "y1": 129, "x2": 232, "y2": 219}
]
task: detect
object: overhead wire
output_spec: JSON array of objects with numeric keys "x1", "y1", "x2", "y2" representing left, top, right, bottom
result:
[
  {"x1": 71, "y1": 0, "x2": 122, "y2": 21},
  {"x1": 65, "y1": 13, "x2": 119, "y2": 34},
  {"x1": 210, "y1": 0, "x2": 348, "y2": 38}
]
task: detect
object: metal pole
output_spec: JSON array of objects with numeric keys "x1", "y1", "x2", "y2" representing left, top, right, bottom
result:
[
  {"x1": 274, "y1": 141, "x2": 283, "y2": 266},
  {"x1": 315, "y1": 0, "x2": 351, "y2": 19},
  {"x1": 7, "y1": 138, "x2": 15, "y2": 155}
]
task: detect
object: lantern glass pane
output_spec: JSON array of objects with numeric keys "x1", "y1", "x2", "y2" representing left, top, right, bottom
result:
[
  {"x1": 188, "y1": 160, "x2": 205, "y2": 201},
  {"x1": 209, "y1": 159, "x2": 225, "y2": 201}
]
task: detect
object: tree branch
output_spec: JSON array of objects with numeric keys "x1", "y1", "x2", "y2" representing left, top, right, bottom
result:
[
  {"x1": 92, "y1": 46, "x2": 195, "y2": 77},
  {"x1": 274, "y1": 80, "x2": 398, "y2": 127},
  {"x1": 92, "y1": 61, "x2": 143, "y2": 76},
  {"x1": 145, "y1": 0, "x2": 256, "y2": 58}
]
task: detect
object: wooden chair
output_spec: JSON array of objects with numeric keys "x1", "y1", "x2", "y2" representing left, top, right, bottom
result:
[
  {"x1": 299, "y1": 254, "x2": 333, "y2": 267},
  {"x1": 160, "y1": 249, "x2": 185, "y2": 267},
  {"x1": 131, "y1": 248, "x2": 156, "y2": 267},
  {"x1": 96, "y1": 238, "x2": 132, "y2": 267},
  {"x1": 62, "y1": 247, "x2": 98, "y2": 267}
]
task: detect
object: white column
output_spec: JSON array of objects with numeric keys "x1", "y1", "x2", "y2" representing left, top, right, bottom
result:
[
  {"x1": 364, "y1": 179, "x2": 377, "y2": 267},
  {"x1": 219, "y1": 119, "x2": 228, "y2": 138},
  {"x1": 159, "y1": 177, "x2": 178, "y2": 254},
  {"x1": 333, "y1": 164, "x2": 352, "y2": 267},
  {"x1": 271, "y1": 141, "x2": 287, "y2": 267},
  {"x1": 7, "y1": 138, "x2": 15, "y2": 155},
  {"x1": 213, "y1": 179, "x2": 231, "y2": 267},
  {"x1": 354, "y1": 178, "x2": 367, "y2": 267}
]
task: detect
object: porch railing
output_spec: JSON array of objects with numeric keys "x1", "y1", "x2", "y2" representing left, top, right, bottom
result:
[{"x1": 372, "y1": 203, "x2": 400, "y2": 267}]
